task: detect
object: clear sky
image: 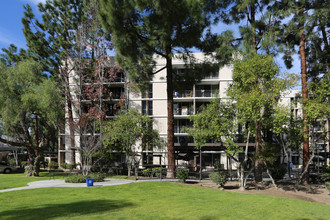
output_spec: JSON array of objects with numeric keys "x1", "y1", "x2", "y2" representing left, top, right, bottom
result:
[
  {"x1": 0, "y1": 0, "x2": 45, "y2": 49},
  {"x1": 0, "y1": 0, "x2": 300, "y2": 77}
]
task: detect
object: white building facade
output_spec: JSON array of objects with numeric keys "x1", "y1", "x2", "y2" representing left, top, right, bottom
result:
[{"x1": 59, "y1": 53, "x2": 329, "y2": 174}]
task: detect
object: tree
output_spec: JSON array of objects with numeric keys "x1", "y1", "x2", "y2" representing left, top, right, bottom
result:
[
  {"x1": 22, "y1": 0, "x2": 84, "y2": 165},
  {"x1": 227, "y1": 54, "x2": 295, "y2": 182},
  {"x1": 102, "y1": 109, "x2": 162, "y2": 177},
  {"x1": 22, "y1": 0, "x2": 119, "y2": 168},
  {"x1": 186, "y1": 98, "x2": 245, "y2": 184},
  {"x1": 205, "y1": 0, "x2": 281, "y2": 67},
  {"x1": 272, "y1": 0, "x2": 329, "y2": 182},
  {"x1": 98, "y1": 0, "x2": 214, "y2": 178},
  {"x1": 0, "y1": 59, "x2": 63, "y2": 176},
  {"x1": 72, "y1": 0, "x2": 119, "y2": 172}
]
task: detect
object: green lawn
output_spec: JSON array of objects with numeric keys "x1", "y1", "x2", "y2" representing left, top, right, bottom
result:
[
  {"x1": 0, "y1": 172, "x2": 64, "y2": 190},
  {"x1": 0, "y1": 182, "x2": 329, "y2": 219}
]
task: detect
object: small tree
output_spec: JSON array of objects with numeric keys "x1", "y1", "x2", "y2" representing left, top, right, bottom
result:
[
  {"x1": 227, "y1": 54, "x2": 295, "y2": 182},
  {"x1": 102, "y1": 109, "x2": 162, "y2": 177}
]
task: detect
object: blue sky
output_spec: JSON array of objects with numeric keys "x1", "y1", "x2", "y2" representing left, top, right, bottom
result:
[
  {"x1": 0, "y1": 0, "x2": 45, "y2": 49},
  {"x1": 0, "y1": 0, "x2": 300, "y2": 76}
]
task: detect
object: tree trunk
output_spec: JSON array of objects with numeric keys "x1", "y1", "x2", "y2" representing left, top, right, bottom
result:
[
  {"x1": 66, "y1": 83, "x2": 76, "y2": 165},
  {"x1": 240, "y1": 131, "x2": 250, "y2": 190},
  {"x1": 254, "y1": 121, "x2": 263, "y2": 182},
  {"x1": 299, "y1": 26, "x2": 309, "y2": 184},
  {"x1": 166, "y1": 47, "x2": 175, "y2": 178},
  {"x1": 26, "y1": 150, "x2": 34, "y2": 177}
]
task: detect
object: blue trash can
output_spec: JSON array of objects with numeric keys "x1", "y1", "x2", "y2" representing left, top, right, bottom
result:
[{"x1": 86, "y1": 178, "x2": 94, "y2": 187}]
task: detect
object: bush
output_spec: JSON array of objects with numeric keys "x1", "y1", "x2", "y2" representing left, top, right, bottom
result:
[
  {"x1": 326, "y1": 182, "x2": 330, "y2": 192},
  {"x1": 67, "y1": 163, "x2": 75, "y2": 170},
  {"x1": 21, "y1": 161, "x2": 27, "y2": 168},
  {"x1": 61, "y1": 163, "x2": 68, "y2": 169},
  {"x1": 269, "y1": 166, "x2": 287, "y2": 180},
  {"x1": 48, "y1": 161, "x2": 58, "y2": 170},
  {"x1": 320, "y1": 173, "x2": 330, "y2": 182},
  {"x1": 153, "y1": 167, "x2": 164, "y2": 178},
  {"x1": 8, "y1": 158, "x2": 16, "y2": 166},
  {"x1": 142, "y1": 168, "x2": 153, "y2": 177},
  {"x1": 65, "y1": 173, "x2": 105, "y2": 183},
  {"x1": 176, "y1": 168, "x2": 188, "y2": 182},
  {"x1": 88, "y1": 173, "x2": 106, "y2": 182},
  {"x1": 65, "y1": 174, "x2": 87, "y2": 183},
  {"x1": 209, "y1": 171, "x2": 228, "y2": 188}
]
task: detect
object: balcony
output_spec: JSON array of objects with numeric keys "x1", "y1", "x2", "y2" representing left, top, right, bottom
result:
[
  {"x1": 174, "y1": 90, "x2": 193, "y2": 98},
  {"x1": 195, "y1": 90, "x2": 217, "y2": 98},
  {"x1": 174, "y1": 107, "x2": 193, "y2": 116}
]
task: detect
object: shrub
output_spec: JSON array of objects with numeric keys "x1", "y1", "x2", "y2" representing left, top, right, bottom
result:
[
  {"x1": 8, "y1": 158, "x2": 16, "y2": 166},
  {"x1": 320, "y1": 173, "x2": 330, "y2": 182},
  {"x1": 65, "y1": 173, "x2": 105, "y2": 183},
  {"x1": 142, "y1": 168, "x2": 153, "y2": 177},
  {"x1": 48, "y1": 161, "x2": 58, "y2": 170},
  {"x1": 176, "y1": 168, "x2": 188, "y2": 182},
  {"x1": 209, "y1": 171, "x2": 228, "y2": 188},
  {"x1": 326, "y1": 182, "x2": 330, "y2": 192},
  {"x1": 269, "y1": 166, "x2": 287, "y2": 180},
  {"x1": 61, "y1": 163, "x2": 68, "y2": 169},
  {"x1": 21, "y1": 161, "x2": 27, "y2": 168},
  {"x1": 88, "y1": 173, "x2": 106, "y2": 182},
  {"x1": 153, "y1": 167, "x2": 164, "y2": 178},
  {"x1": 67, "y1": 163, "x2": 75, "y2": 170},
  {"x1": 65, "y1": 174, "x2": 87, "y2": 183}
]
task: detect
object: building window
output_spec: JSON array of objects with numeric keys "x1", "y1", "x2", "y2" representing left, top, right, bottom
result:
[{"x1": 142, "y1": 101, "x2": 153, "y2": 115}]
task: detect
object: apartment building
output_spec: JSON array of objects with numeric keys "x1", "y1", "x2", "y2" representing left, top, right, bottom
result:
[{"x1": 58, "y1": 53, "x2": 329, "y2": 173}]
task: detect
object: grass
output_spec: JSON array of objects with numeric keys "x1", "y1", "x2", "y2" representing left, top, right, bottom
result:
[
  {"x1": 0, "y1": 182, "x2": 329, "y2": 219},
  {"x1": 0, "y1": 172, "x2": 135, "y2": 190},
  {"x1": 0, "y1": 172, "x2": 64, "y2": 190}
]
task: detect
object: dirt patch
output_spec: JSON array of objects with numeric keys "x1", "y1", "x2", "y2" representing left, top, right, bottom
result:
[{"x1": 178, "y1": 180, "x2": 330, "y2": 205}]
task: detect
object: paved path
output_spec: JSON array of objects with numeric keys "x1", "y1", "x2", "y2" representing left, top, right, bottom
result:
[{"x1": 0, "y1": 178, "x2": 178, "y2": 193}]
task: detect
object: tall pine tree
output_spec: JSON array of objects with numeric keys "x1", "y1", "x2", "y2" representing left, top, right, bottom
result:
[{"x1": 98, "y1": 0, "x2": 214, "y2": 178}]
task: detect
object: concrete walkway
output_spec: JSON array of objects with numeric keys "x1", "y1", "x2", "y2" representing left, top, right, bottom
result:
[{"x1": 0, "y1": 178, "x2": 178, "y2": 193}]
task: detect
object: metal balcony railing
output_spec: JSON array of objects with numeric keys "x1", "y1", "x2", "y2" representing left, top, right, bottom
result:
[{"x1": 195, "y1": 90, "x2": 217, "y2": 97}]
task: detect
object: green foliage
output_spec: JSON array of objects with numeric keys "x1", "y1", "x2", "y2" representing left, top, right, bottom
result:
[
  {"x1": 65, "y1": 174, "x2": 86, "y2": 183},
  {"x1": 102, "y1": 109, "x2": 161, "y2": 154},
  {"x1": 48, "y1": 161, "x2": 58, "y2": 170},
  {"x1": 320, "y1": 173, "x2": 330, "y2": 183},
  {"x1": 98, "y1": 0, "x2": 212, "y2": 90},
  {"x1": 186, "y1": 98, "x2": 237, "y2": 150},
  {"x1": 209, "y1": 171, "x2": 228, "y2": 188},
  {"x1": 153, "y1": 167, "x2": 164, "y2": 178},
  {"x1": 176, "y1": 168, "x2": 189, "y2": 182},
  {"x1": 8, "y1": 158, "x2": 16, "y2": 167},
  {"x1": 61, "y1": 163, "x2": 68, "y2": 169},
  {"x1": 0, "y1": 59, "x2": 63, "y2": 176},
  {"x1": 326, "y1": 182, "x2": 330, "y2": 192},
  {"x1": 142, "y1": 168, "x2": 153, "y2": 177},
  {"x1": 65, "y1": 173, "x2": 105, "y2": 183},
  {"x1": 228, "y1": 54, "x2": 293, "y2": 132}
]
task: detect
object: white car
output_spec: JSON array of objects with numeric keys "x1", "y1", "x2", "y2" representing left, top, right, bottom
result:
[{"x1": 0, "y1": 162, "x2": 16, "y2": 174}]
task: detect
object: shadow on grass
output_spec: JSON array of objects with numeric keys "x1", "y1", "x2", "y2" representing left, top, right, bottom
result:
[{"x1": 0, "y1": 199, "x2": 135, "y2": 220}]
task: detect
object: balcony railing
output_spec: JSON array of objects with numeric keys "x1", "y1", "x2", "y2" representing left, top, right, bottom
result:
[
  {"x1": 195, "y1": 90, "x2": 217, "y2": 98},
  {"x1": 174, "y1": 90, "x2": 193, "y2": 98},
  {"x1": 174, "y1": 107, "x2": 193, "y2": 115}
]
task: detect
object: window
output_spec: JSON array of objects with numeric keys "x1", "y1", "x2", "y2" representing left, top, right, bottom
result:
[{"x1": 142, "y1": 101, "x2": 153, "y2": 115}]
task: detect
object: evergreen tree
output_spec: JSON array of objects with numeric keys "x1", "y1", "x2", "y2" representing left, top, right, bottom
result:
[
  {"x1": 98, "y1": 0, "x2": 214, "y2": 178},
  {"x1": 22, "y1": 0, "x2": 84, "y2": 165},
  {"x1": 273, "y1": 0, "x2": 329, "y2": 182}
]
